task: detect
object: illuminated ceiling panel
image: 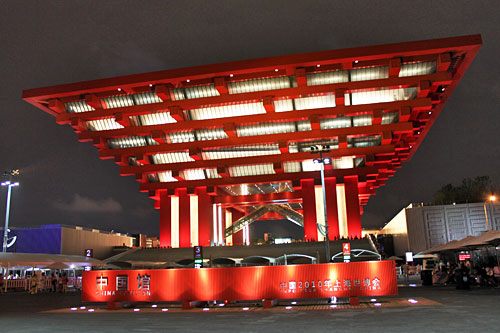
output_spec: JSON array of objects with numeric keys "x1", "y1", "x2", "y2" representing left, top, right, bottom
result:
[
  {"x1": 350, "y1": 87, "x2": 417, "y2": 105},
  {"x1": 203, "y1": 144, "x2": 280, "y2": 160},
  {"x1": 351, "y1": 66, "x2": 389, "y2": 82},
  {"x1": 399, "y1": 61, "x2": 436, "y2": 77},
  {"x1": 185, "y1": 84, "x2": 220, "y2": 99},
  {"x1": 189, "y1": 102, "x2": 266, "y2": 120},
  {"x1": 228, "y1": 76, "x2": 290, "y2": 94},
  {"x1": 87, "y1": 118, "x2": 123, "y2": 131},
  {"x1": 307, "y1": 70, "x2": 349, "y2": 86},
  {"x1": 294, "y1": 94, "x2": 335, "y2": 110},
  {"x1": 237, "y1": 122, "x2": 296, "y2": 137},
  {"x1": 65, "y1": 100, "x2": 93, "y2": 113},
  {"x1": 230, "y1": 163, "x2": 275, "y2": 177}
]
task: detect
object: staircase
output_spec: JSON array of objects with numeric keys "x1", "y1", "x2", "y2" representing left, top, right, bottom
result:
[{"x1": 224, "y1": 204, "x2": 304, "y2": 238}]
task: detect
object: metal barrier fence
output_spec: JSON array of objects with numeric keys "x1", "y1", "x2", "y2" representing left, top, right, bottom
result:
[{"x1": 3, "y1": 276, "x2": 82, "y2": 291}]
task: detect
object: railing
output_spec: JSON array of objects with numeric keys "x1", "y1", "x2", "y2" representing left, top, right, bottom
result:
[
  {"x1": 3, "y1": 277, "x2": 82, "y2": 291},
  {"x1": 68, "y1": 276, "x2": 82, "y2": 289},
  {"x1": 5, "y1": 279, "x2": 30, "y2": 290}
]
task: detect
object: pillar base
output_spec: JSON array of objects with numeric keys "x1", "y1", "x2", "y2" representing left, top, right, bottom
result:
[
  {"x1": 107, "y1": 301, "x2": 123, "y2": 310},
  {"x1": 182, "y1": 300, "x2": 205, "y2": 309},
  {"x1": 262, "y1": 299, "x2": 277, "y2": 308}
]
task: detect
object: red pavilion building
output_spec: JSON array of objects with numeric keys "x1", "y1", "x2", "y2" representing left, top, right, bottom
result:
[{"x1": 23, "y1": 35, "x2": 481, "y2": 248}]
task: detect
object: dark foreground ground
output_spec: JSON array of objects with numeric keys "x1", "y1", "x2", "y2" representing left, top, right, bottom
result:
[{"x1": 1, "y1": 278, "x2": 499, "y2": 332}]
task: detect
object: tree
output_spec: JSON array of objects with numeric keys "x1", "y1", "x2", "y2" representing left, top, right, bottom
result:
[{"x1": 432, "y1": 176, "x2": 498, "y2": 205}]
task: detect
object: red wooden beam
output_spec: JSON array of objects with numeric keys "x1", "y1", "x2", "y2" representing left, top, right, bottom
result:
[
  {"x1": 139, "y1": 165, "x2": 383, "y2": 192},
  {"x1": 23, "y1": 35, "x2": 480, "y2": 105},
  {"x1": 120, "y1": 145, "x2": 396, "y2": 176},
  {"x1": 100, "y1": 122, "x2": 413, "y2": 159},
  {"x1": 214, "y1": 191, "x2": 302, "y2": 205},
  {"x1": 54, "y1": 72, "x2": 451, "y2": 124},
  {"x1": 77, "y1": 98, "x2": 431, "y2": 141}
]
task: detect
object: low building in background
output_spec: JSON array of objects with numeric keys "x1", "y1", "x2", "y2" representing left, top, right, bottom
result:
[
  {"x1": 1, "y1": 224, "x2": 134, "y2": 259},
  {"x1": 380, "y1": 202, "x2": 500, "y2": 255}
]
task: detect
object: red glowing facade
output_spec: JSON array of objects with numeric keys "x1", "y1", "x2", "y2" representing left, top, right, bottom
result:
[
  {"x1": 23, "y1": 35, "x2": 481, "y2": 248},
  {"x1": 82, "y1": 261, "x2": 398, "y2": 302}
]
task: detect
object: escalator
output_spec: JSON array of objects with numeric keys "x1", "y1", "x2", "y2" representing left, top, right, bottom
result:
[{"x1": 224, "y1": 204, "x2": 303, "y2": 238}]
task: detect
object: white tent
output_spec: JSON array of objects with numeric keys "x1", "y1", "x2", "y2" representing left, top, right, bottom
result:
[{"x1": 0, "y1": 252, "x2": 104, "y2": 268}]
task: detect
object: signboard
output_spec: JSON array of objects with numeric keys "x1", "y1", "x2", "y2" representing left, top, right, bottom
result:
[
  {"x1": 343, "y1": 243, "x2": 351, "y2": 263},
  {"x1": 458, "y1": 254, "x2": 471, "y2": 261},
  {"x1": 85, "y1": 249, "x2": 93, "y2": 258},
  {"x1": 82, "y1": 261, "x2": 398, "y2": 302},
  {"x1": 405, "y1": 252, "x2": 413, "y2": 263},
  {"x1": 193, "y1": 246, "x2": 203, "y2": 268}
]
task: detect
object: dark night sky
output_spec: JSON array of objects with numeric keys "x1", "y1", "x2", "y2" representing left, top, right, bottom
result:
[{"x1": 1, "y1": 0, "x2": 499, "y2": 238}]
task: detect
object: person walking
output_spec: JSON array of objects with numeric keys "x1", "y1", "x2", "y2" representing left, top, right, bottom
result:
[
  {"x1": 51, "y1": 273, "x2": 57, "y2": 293},
  {"x1": 30, "y1": 273, "x2": 38, "y2": 294},
  {"x1": 57, "y1": 273, "x2": 63, "y2": 293},
  {"x1": 62, "y1": 273, "x2": 68, "y2": 293},
  {"x1": 402, "y1": 263, "x2": 410, "y2": 282}
]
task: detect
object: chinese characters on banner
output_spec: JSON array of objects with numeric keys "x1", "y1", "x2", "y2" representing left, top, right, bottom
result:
[
  {"x1": 83, "y1": 261, "x2": 397, "y2": 302},
  {"x1": 279, "y1": 277, "x2": 381, "y2": 294}
]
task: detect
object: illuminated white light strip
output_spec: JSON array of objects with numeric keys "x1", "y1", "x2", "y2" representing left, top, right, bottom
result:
[
  {"x1": 245, "y1": 225, "x2": 250, "y2": 245},
  {"x1": 315, "y1": 186, "x2": 325, "y2": 241},
  {"x1": 87, "y1": 119, "x2": 124, "y2": 131},
  {"x1": 399, "y1": 61, "x2": 436, "y2": 77},
  {"x1": 242, "y1": 223, "x2": 246, "y2": 245},
  {"x1": 225, "y1": 209, "x2": 232, "y2": 245},
  {"x1": 336, "y1": 184, "x2": 348, "y2": 238},
  {"x1": 190, "y1": 195, "x2": 199, "y2": 247},
  {"x1": 171, "y1": 196, "x2": 180, "y2": 248},
  {"x1": 218, "y1": 205, "x2": 223, "y2": 245},
  {"x1": 213, "y1": 204, "x2": 218, "y2": 245},
  {"x1": 65, "y1": 100, "x2": 94, "y2": 113}
]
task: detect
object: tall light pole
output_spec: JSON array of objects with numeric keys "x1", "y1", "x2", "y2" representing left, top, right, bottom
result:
[
  {"x1": 2, "y1": 172, "x2": 19, "y2": 253},
  {"x1": 484, "y1": 195, "x2": 496, "y2": 231},
  {"x1": 311, "y1": 144, "x2": 331, "y2": 263}
]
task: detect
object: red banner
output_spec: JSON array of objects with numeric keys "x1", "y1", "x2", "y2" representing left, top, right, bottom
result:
[
  {"x1": 343, "y1": 243, "x2": 351, "y2": 256},
  {"x1": 82, "y1": 261, "x2": 397, "y2": 302}
]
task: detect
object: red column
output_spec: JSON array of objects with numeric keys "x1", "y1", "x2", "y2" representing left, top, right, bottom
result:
[
  {"x1": 325, "y1": 177, "x2": 339, "y2": 240},
  {"x1": 159, "y1": 191, "x2": 171, "y2": 247},
  {"x1": 232, "y1": 209, "x2": 244, "y2": 246},
  {"x1": 344, "y1": 176, "x2": 362, "y2": 238},
  {"x1": 301, "y1": 179, "x2": 317, "y2": 241},
  {"x1": 176, "y1": 188, "x2": 191, "y2": 248},
  {"x1": 195, "y1": 187, "x2": 212, "y2": 247}
]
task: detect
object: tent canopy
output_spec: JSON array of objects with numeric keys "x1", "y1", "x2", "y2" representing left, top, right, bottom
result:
[
  {"x1": 0, "y1": 252, "x2": 104, "y2": 268},
  {"x1": 422, "y1": 231, "x2": 500, "y2": 254},
  {"x1": 460, "y1": 230, "x2": 500, "y2": 247}
]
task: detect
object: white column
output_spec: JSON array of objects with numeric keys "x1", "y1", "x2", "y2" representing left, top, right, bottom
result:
[
  {"x1": 225, "y1": 209, "x2": 233, "y2": 245},
  {"x1": 212, "y1": 204, "x2": 218, "y2": 245},
  {"x1": 336, "y1": 184, "x2": 348, "y2": 238},
  {"x1": 315, "y1": 185, "x2": 326, "y2": 241},
  {"x1": 217, "y1": 205, "x2": 223, "y2": 245},
  {"x1": 171, "y1": 196, "x2": 179, "y2": 248},
  {"x1": 245, "y1": 225, "x2": 250, "y2": 245},
  {"x1": 190, "y1": 195, "x2": 199, "y2": 247}
]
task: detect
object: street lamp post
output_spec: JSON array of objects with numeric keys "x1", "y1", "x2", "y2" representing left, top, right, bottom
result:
[
  {"x1": 2, "y1": 180, "x2": 19, "y2": 252},
  {"x1": 484, "y1": 195, "x2": 496, "y2": 231},
  {"x1": 311, "y1": 145, "x2": 331, "y2": 263}
]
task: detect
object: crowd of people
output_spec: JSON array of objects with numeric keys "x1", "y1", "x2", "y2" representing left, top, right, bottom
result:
[
  {"x1": 0, "y1": 270, "x2": 71, "y2": 295},
  {"x1": 28, "y1": 271, "x2": 70, "y2": 294},
  {"x1": 430, "y1": 261, "x2": 500, "y2": 289}
]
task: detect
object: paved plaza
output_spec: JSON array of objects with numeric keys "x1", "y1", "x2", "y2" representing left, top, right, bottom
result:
[{"x1": 1, "y1": 279, "x2": 499, "y2": 332}]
